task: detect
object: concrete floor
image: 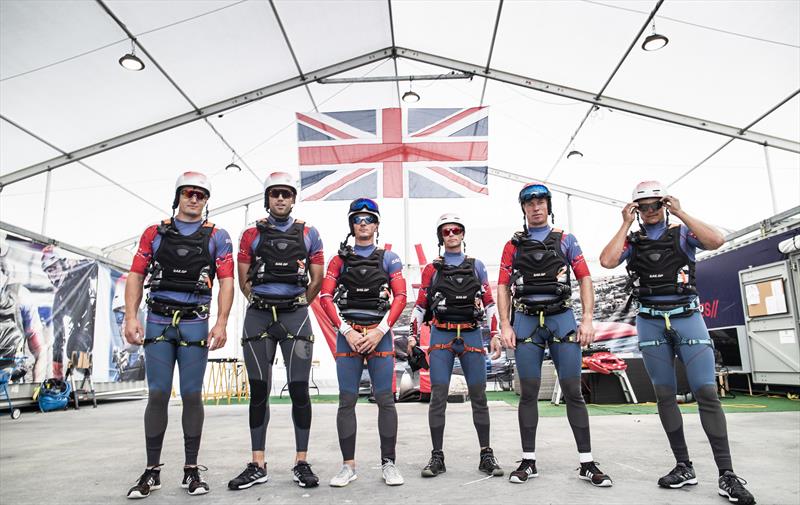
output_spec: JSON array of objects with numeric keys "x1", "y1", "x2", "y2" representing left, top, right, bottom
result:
[{"x1": 1, "y1": 399, "x2": 797, "y2": 505}]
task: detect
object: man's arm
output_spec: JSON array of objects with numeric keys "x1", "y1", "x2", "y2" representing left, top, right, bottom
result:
[
  {"x1": 237, "y1": 262, "x2": 251, "y2": 298},
  {"x1": 576, "y1": 276, "x2": 596, "y2": 346},
  {"x1": 124, "y1": 272, "x2": 145, "y2": 345},
  {"x1": 305, "y1": 263, "x2": 323, "y2": 303},
  {"x1": 209, "y1": 277, "x2": 234, "y2": 351},
  {"x1": 600, "y1": 202, "x2": 637, "y2": 269}
]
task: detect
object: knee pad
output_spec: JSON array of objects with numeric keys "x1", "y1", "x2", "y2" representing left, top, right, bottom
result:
[
  {"x1": 338, "y1": 391, "x2": 358, "y2": 410},
  {"x1": 654, "y1": 384, "x2": 679, "y2": 403},
  {"x1": 147, "y1": 389, "x2": 171, "y2": 406},
  {"x1": 468, "y1": 384, "x2": 487, "y2": 407},
  {"x1": 559, "y1": 377, "x2": 584, "y2": 402},
  {"x1": 519, "y1": 378, "x2": 541, "y2": 402},
  {"x1": 289, "y1": 381, "x2": 312, "y2": 430},
  {"x1": 693, "y1": 384, "x2": 720, "y2": 404},
  {"x1": 249, "y1": 379, "x2": 269, "y2": 428},
  {"x1": 373, "y1": 390, "x2": 395, "y2": 408}
]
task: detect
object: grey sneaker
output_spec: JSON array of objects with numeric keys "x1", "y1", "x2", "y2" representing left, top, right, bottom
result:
[
  {"x1": 329, "y1": 464, "x2": 357, "y2": 487},
  {"x1": 382, "y1": 459, "x2": 404, "y2": 486}
]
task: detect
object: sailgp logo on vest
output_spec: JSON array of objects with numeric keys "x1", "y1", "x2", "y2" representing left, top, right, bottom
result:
[
  {"x1": 355, "y1": 288, "x2": 369, "y2": 292},
  {"x1": 531, "y1": 272, "x2": 546, "y2": 277},
  {"x1": 648, "y1": 274, "x2": 664, "y2": 278},
  {"x1": 275, "y1": 262, "x2": 289, "y2": 266},
  {"x1": 172, "y1": 269, "x2": 188, "y2": 274}
]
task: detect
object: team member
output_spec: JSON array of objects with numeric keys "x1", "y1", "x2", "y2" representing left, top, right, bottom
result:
[
  {"x1": 124, "y1": 172, "x2": 234, "y2": 499},
  {"x1": 228, "y1": 172, "x2": 324, "y2": 490},
  {"x1": 599, "y1": 181, "x2": 755, "y2": 504},
  {"x1": 409, "y1": 213, "x2": 503, "y2": 478},
  {"x1": 319, "y1": 198, "x2": 407, "y2": 487},
  {"x1": 498, "y1": 182, "x2": 612, "y2": 487}
]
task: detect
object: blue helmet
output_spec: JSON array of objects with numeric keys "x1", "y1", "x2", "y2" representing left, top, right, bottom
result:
[{"x1": 518, "y1": 182, "x2": 552, "y2": 214}]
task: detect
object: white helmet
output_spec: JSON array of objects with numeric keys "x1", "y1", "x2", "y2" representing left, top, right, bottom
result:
[
  {"x1": 173, "y1": 171, "x2": 211, "y2": 209},
  {"x1": 632, "y1": 180, "x2": 666, "y2": 202},
  {"x1": 436, "y1": 212, "x2": 465, "y2": 244},
  {"x1": 264, "y1": 171, "x2": 299, "y2": 195}
]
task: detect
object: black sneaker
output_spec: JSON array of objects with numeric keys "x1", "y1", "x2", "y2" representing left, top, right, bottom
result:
[
  {"x1": 478, "y1": 448, "x2": 504, "y2": 476},
  {"x1": 578, "y1": 461, "x2": 613, "y2": 487},
  {"x1": 127, "y1": 466, "x2": 162, "y2": 499},
  {"x1": 182, "y1": 465, "x2": 209, "y2": 495},
  {"x1": 509, "y1": 459, "x2": 538, "y2": 483},
  {"x1": 228, "y1": 462, "x2": 269, "y2": 490},
  {"x1": 658, "y1": 462, "x2": 697, "y2": 489},
  {"x1": 718, "y1": 471, "x2": 756, "y2": 505},
  {"x1": 421, "y1": 450, "x2": 446, "y2": 477},
  {"x1": 292, "y1": 461, "x2": 319, "y2": 488}
]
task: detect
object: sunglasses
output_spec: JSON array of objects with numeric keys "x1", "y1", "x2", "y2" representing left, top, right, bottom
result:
[
  {"x1": 268, "y1": 188, "x2": 294, "y2": 199},
  {"x1": 440, "y1": 227, "x2": 463, "y2": 237},
  {"x1": 349, "y1": 198, "x2": 379, "y2": 214},
  {"x1": 180, "y1": 188, "x2": 208, "y2": 201},
  {"x1": 351, "y1": 215, "x2": 378, "y2": 225},
  {"x1": 638, "y1": 201, "x2": 663, "y2": 213}
]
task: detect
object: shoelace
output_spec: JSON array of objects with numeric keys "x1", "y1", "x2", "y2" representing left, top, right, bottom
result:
[
  {"x1": 135, "y1": 464, "x2": 163, "y2": 486},
  {"x1": 578, "y1": 462, "x2": 604, "y2": 475},
  {"x1": 295, "y1": 463, "x2": 314, "y2": 477},
  {"x1": 185, "y1": 465, "x2": 208, "y2": 484},
  {"x1": 481, "y1": 453, "x2": 499, "y2": 467},
  {"x1": 514, "y1": 460, "x2": 535, "y2": 470},
  {"x1": 722, "y1": 473, "x2": 749, "y2": 488}
]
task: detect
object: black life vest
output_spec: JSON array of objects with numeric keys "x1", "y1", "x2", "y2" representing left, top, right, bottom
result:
[
  {"x1": 426, "y1": 257, "x2": 484, "y2": 324},
  {"x1": 147, "y1": 219, "x2": 215, "y2": 296},
  {"x1": 0, "y1": 284, "x2": 24, "y2": 361},
  {"x1": 248, "y1": 219, "x2": 309, "y2": 287},
  {"x1": 335, "y1": 246, "x2": 390, "y2": 325},
  {"x1": 626, "y1": 224, "x2": 696, "y2": 302},
  {"x1": 510, "y1": 228, "x2": 571, "y2": 303}
]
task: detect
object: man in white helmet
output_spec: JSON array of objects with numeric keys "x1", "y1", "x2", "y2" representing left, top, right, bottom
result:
[
  {"x1": 600, "y1": 181, "x2": 755, "y2": 505},
  {"x1": 124, "y1": 171, "x2": 234, "y2": 499},
  {"x1": 409, "y1": 213, "x2": 503, "y2": 478},
  {"x1": 229, "y1": 171, "x2": 324, "y2": 491}
]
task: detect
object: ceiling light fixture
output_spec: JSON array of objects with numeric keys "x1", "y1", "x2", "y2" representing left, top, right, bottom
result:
[
  {"x1": 402, "y1": 90, "x2": 420, "y2": 103},
  {"x1": 225, "y1": 153, "x2": 241, "y2": 171},
  {"x1": 566, "y1": 150, "x2": 583, "y2": 160},
  {"x1": 118, "y1": 39, "x2": 145, "y2": 71},
  {"x1": 642, "y1": 20, "x2": 669, "y2": 51}
]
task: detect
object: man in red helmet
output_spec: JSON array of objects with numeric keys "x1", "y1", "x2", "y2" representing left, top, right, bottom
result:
[
  {"x1": 124, "y1": 171, "x2": 234, "y2": 499},
  {"x1": 498, "y1": 182, "x2": 612, "y2": 487},
  {"x1": 600, "y1": 181, "x2": 755, "y2": 505},
  {"x1": 229, "y1": 171, "x2": 324, "y2": 491}
]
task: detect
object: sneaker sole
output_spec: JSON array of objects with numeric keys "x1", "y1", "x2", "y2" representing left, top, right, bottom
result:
[
  {"x1": 509, "y1": 472, "x2": 538, "y2": 483},
  {"x1": 293, "y1": 474, "x2": 320, "y2": 488},
  {"x1": 660, "y1": 478, "x2": 698, "y2": 489},
  {"x1": 579, "y1": 475, "x2": 613, "y2": 487},
  {"x1": 718, "y1": 488, "x2": 753, "y2": 504},
  {"x1": 228, "y1": 475, "x2": 269, "y2": 491},
  {"x1": 384, "y1": 479, "x2": 404, "y2": 486},
  {"x1": 329, "y1": 474, "x2": 357, "y2": 487},
  {"x1": 421, "y1": 468, "x2": 446, "y2": 477},
  {"x1": 187, "y1": 487, "x2": 209, "y2": 496},
  {"x1": 127, "y1": 484, "x2": 161, "y2": 499}
]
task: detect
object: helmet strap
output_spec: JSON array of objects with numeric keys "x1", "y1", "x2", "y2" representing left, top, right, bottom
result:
[{"x1": 665, "y1": 208, "x2": 671, "y2": 227}]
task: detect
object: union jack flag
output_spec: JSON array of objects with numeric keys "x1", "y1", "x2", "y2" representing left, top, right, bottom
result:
[{"x1": 296, "y1": 107, "x2": 489, "y2": 200}]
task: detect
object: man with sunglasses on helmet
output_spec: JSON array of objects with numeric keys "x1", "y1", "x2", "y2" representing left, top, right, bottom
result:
[
  {"x1": 409, "y1": 213, "x2": 504, "y2": 478},
  {"x1": 124, "y1": 171, "x2": 234, "y2": 499},
  {"x1": 498, "y1": 182, "x2": 612, "y2": 488},
  {"x1": 229, "y1": 172, "x2": 324, "y2": 491},
  {"x1": 319, "y1": 197, "x2": 407, "y2": 488},
  {"x1": 599, "y1": 181, "x2": 755, "y2": 505}
]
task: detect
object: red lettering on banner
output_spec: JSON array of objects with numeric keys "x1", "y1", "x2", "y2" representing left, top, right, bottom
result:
[{"x1": 703, "y1": 299, "x2": 720, "y2": 319}]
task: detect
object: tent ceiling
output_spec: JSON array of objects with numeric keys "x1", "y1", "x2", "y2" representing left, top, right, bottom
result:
[{"x1": 0, "y1": 0, "x2": 798, "y2": 258}]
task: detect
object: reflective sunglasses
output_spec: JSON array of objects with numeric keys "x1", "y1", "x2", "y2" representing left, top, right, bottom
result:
[
  {"x1": 180, "y1": 188, "x2": 208, "y2": 201},
  {"x1": 268, "y1": 188, "x2": 294, "y2": 199},
  {"x1": 519, "y1": 184, "x2": 550, "y2": 203},
  {"x1": 440, "y1": 226, "x2": 464, "y2": 237},
  {"x1": 349, "y1": 197, "x2": 379, "y2": 214},
  {"x1": 351, "y1": 214, "x2": 378, "y2": 225},
  {"x1": 638, "y1": 201, "x2": 663, "y2": 213}
]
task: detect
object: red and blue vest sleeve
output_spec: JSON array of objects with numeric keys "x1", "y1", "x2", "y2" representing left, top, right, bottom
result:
[
  {"x1": 498, "y1": 240, "x2": 516, "y2": 286},
  {"x1": 304, "y1": 225, "x2": 325, "y2": 265},
  {"x1": 210, "y1": 228, "x2": 234, "y2": 279},
  {"x1": 414, "y1": 263, "x2": 436, "y2": 311},
  {"x1": 130, "y1": 225, "x2": 159, "y2": 275},
  {"x1": 237, "y1": 227, "x2": 259, "y2": 264},
  {"x1": 319, "y1": 255, "x2": 344, "y2": 328},
  {"x1": 383, "y1": 250, "x2": 406, "y2": 328},
  {"x1": 563, "y1": 233, "x2": 590, "y2": 280}
]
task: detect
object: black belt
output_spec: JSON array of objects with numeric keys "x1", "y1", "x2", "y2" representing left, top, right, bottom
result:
[
  {"x1": 147, "y1": 299, "x2": 210, "y2": 322},
  {"x1": 512, "y1": 300, "x2": 569, "y2": 316},
  {"x1": 248, "y1": 294, "x2": 307, "y2": 312}
]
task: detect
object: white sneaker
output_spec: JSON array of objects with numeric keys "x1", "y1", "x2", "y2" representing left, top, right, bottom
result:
[
  {"x1": 329, "y1": 464, "x2": 357, "y2": 487},
  {"x1": 382, "y1": 460, "x2": 404, "y2": 486}
]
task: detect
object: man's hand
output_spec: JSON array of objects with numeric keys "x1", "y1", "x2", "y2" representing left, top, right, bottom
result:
[
  {"x1": 357, "y1": 328, "x2": 384, "y2": 354},
  {"x1": 662, "y1": 195, "x2": 682, "y2": 216},
  {"x1": 622, "y1": 201, "x2": 638, "y2": 225},
  {"x1": 501, "y1": 322, "x2": 517, "y2": 349},
  {"x1": 577, "y1": 317, "x2": 595, "y2": 347},
  {"x1": 344, "y1": 330, "x2": 365, "y2": 352},
  {"x1": 490, "y1": 333, "x2": 502, "y2": 359},
  {"x1": 208, "y1": 321, "x2": 228, "y2": 351},
  {"x1": 407, "y1": 335, "x2": 417, "y2": 355},
  {"x1": 124, "y1": 317, "x2": 144, "y2": 345}
]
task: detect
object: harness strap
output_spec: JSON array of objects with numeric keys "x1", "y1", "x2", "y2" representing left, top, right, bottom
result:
[
  {"x1": 240, "y1": 308, "x2": 314, "y2": 344},
  {"x1": 427, "y1": 332, "x2": 485, "y2": 357},
  {"x1": 333, "y1": 350, "x2": 394, "y2": 361}
]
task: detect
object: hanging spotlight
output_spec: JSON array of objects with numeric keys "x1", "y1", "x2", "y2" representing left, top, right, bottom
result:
[
  {"x1": 641, "y1": 20, "x2": 669, "y2": 51},
  {"x1": 118, "y1": 39, "x2": 145, "y2": 71},
  {"x1": 225, "y1": 154, "x2": 241, "y2": 171},
  {"x1": 402, "y1": 90, "x2": 420, "y2": 103},
  {"x1": 567, "y1": 150, "x2": 583, "y2": 160}
]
